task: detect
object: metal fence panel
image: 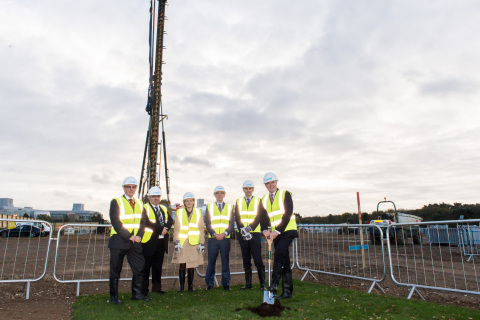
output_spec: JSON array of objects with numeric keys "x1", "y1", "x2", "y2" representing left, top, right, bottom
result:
[
  {"x1": 0, "y1": 219, "x2": 53, "y2": 299},
  {"x1": 54, "y1": 224, "x2": 280, "y2": 294},
  {"x1": 296, "y1": 224, "x2": 386, "y2": 293},
  {"x1": 387, "y1": 219, "x2": 480, "y2": 299}
]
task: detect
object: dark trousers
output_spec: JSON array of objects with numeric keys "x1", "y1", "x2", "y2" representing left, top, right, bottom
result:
[
  {"x1": 205, "y1": 238, "x2": 231, "y2": 287},
  {"x1": 110, "y1": 244, "x2": 145, "y2": 295},
  {"x1": 238, "y1": 232, "x2": 264, "y2": 270},
  {"x1": 142, "y1": 239, "x2": 166, "y2": 294},
  {"x1": 273, "y1": 231, "x2": 296, "y2": 272}
]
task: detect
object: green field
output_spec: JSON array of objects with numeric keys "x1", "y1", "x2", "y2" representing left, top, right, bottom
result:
[{"x1": 73, "y1": 280, "x2": 480, "y2": 320}]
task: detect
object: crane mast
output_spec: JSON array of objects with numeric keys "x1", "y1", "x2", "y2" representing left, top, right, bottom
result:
[{"x1": 138, "y1": 0, "x2": 170, "y2": 203}]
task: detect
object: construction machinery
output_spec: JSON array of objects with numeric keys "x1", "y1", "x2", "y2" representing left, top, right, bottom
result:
[
  {"x1": 368, "y1": 198, "x2": 423, "y2": 245},
  {"x1": 138, "y1": 0, "x2": 171, "y2": 203}
]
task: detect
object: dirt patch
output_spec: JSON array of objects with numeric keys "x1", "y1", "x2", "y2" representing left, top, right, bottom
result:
[{"x1": 242, "y1": 300, "x2": 289, "y2": 317}]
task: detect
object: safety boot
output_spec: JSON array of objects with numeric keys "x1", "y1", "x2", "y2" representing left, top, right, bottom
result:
[
  {"x1": 109, "y1": 278, "x2": 123, "y2": 304},
  {"x1": 269, "y1": 263, "x2": 283, "y2": 294},
  {"x1": 257, "y1": 266, "x2": 266, "y2": 290},
  {"x1": 240, "y1": 267, "x2": 252, "y2": 290},
  {"x1": 187, "y1": 268, "x2": 195, "y2": 292},
  {"x1": 275, "y1": 271, "x2": 293, "y2": 299},
  {"x1": 178, "y1": 269, "x2": 186, "y2": 293}
]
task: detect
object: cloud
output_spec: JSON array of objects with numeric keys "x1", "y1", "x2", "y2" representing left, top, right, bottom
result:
[{"x1": 1, "y1": 0, "x2": 480, "y2": 217}]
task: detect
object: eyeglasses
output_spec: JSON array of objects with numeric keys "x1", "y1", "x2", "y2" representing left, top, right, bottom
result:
[{"x1": 124, "y1": 185, "x2": 137, "y2": 189}]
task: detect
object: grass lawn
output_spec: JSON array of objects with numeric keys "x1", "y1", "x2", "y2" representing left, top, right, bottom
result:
[{"x1": 72, "y1": 280, "x2": 480, "y2": 319}]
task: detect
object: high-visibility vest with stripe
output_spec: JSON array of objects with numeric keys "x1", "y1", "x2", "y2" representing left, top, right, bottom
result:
[
  {"x1": 178, "y1": 208, "x2": 201, "y2": 246},
  {"x1": 236, "y1": 197, "x2": 261, "y2": 233},
  {"x1": 110, "y1": 197, "x2": 144, "y2": 237},
  {"x1": 262, "y1": 190, "x2": 297, "y2": 232},
  {"x1": 207, "y1": 203, "x2": 233, "y2": 238},
  {"x1": 141, "y1": 204, "x2": 169, "y2": 243}
]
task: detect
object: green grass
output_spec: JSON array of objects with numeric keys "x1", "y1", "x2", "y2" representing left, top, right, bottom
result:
[{"x1": 72, "y1": 280, "x2": 480, "y2": 320}]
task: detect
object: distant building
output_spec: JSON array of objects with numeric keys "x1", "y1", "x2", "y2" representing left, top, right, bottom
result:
[
  {"x1": 50, "y1": 203, "x2": 102, "y2": 222},
  {"x1": 0, "y1": 198, "x2": 51, "y2": 218},
  {"x1": 197, "y1": 199, "x2": 206, "y2": 217},
  {"x1": 0, "y1": 198, "x2": 102, "y2": 222}
]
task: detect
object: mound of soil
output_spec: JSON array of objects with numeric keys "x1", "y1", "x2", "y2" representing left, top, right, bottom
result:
[{"x1": 241, "y1": 299, "x2": 290, "y2": 317}]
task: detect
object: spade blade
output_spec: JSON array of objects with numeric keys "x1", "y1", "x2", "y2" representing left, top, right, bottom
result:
[{"x1": 263, "y1": 290, "x2": 274, "y2": 305}]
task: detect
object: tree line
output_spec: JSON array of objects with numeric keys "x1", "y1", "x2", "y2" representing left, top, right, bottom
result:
[{"x1": 295, "y1": 202, "x2": 480, "y2": 224}]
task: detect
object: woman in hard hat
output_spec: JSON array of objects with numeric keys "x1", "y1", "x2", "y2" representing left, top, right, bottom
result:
[{"x1": 171, "y1": 192, "x2": 205, "y2": 292}]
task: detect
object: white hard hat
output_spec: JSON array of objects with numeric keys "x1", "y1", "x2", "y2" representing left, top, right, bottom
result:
[
  {"x1": 183, "y1": 192, "x2": 195, "y2": 201},
  {"x1": 122, "y1": 176, "x2": 138, "y2": 186},
  {"x1": 263, "y1": 172, "x2": 278, "y2": 183},
  {"x1": 213, "y1": 185, "x2": 226, "y2": 194},
  {"x1": 147, "y1": 186, "x2": 161, "y2": 196},
  {"x1": 243, "y1": 180, "x2": 254, "y2": 188}
]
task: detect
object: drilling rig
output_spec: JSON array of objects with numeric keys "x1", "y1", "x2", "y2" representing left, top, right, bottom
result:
[{"x1": 138, "y1": 0, "x2": 170, "y2": 203}]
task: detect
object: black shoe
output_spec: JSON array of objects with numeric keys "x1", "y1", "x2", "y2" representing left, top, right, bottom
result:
[
  {"x1": 131, "y1": 295, "x2": 151, "y2": 301},
  {"x1": 153, "y1": 290, "x2": 167, "y2": 294},
  {"x1": 223, "y1": 286, "x2": 231, "y2": 291},
  {"x1": 240, "y1": 285, "x2": 252, "y2": 290},
  {"x1": 109, "y1": 295, "x2": 123, "y2": 304},
  {"x1": 274, "y1": 290, "x2": 293, "y2": 299},
  {"x1": 152, "y1": 283, "x2": 166, "y2": 294},
  {"x1": 206, "y1": 285, "x2": 213, "y2": 291},
  {"x1": 260, "y1": 284, "x2": 266, "y2": 290}
]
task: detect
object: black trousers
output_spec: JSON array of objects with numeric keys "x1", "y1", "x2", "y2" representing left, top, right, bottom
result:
[
  {"x1": 110, "y1": 244, "x2": 145, "y2": 279},
  {"x1": 110, "y1": 243, "x2": 145, "y2": 296},
  {"x1": 238, "y1": 232, "x2": 264, "y2": 270},
  {"x1": 273, "y1": 231, "x2": 296, "y2": 272},
  {"x1": 143, "y1": 239, "x2": 166, "y2": 289}
]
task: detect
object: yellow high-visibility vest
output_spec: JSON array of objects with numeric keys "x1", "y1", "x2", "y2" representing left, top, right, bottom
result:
[
  {"x1": 207, "y1": 203, "x2": 233, "y2": 238},
  {"x1": 141, "y1": 204, "x2": 168, "y2": 243},
  {"x1": 236, "y1": 197, "x2": 261, "y2": 233},
  {"x1": 178, "y1": 208, "x2": 201, "y2": 246},
  {"x1": 262, "y1": 190, "x2": 297, "y2": 232},
  {"x1": 110, "y1": 197, "x2": 144, "y2": 236}
]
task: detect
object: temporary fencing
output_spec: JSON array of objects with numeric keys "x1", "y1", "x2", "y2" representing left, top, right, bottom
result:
[
  {"x1": 53, "y1": 224, "x2": 182, "y2": 295},
  {"x1": 296, "y1": 224, "x2": 386, "y2": 293},
  {"x1": 3, "y1": 218, "x2": 480, "y2": 301},
  {"x1": 0, "y1": 219, "x2": 53, "y2": 299},
  {"x1": 387, "y1": 219, "x2": 480, "y2": 299}
]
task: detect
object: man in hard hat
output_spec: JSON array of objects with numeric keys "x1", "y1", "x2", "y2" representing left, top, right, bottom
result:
[
  {"x1": 108, "y1": 176, "x2": 150, "y2": 304},
  {"x1": 141, "y1": 186, "x2": 172, "y2": 296},
  {"x1": 235, "y1": 180, "x2": 266, "y2": 290},
  {"x1": 204, "y1": 185, "x2": 234, "y2": 291},
  {"x1": 259, "y1": 172, "x2": 297, "y2": 299}
]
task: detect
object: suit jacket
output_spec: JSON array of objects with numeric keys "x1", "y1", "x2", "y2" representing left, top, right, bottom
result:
[
  {"x1": 142, "y1": 203, "x2": 172, "y2": 256},
  {"x1": 108, "y1": 196, "x2": 147, "y2": 250}
]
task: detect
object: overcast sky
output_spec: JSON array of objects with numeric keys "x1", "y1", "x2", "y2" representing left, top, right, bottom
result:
[{"x1": 1, "y1": 0, "x2": 479, "y2": 218}]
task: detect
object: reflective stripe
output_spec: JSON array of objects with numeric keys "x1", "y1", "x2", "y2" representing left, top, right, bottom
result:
[
  {"x1": 211, "y1": 223, "x2": 229, "y2": 228},
  {"x1": 123, "y1": 223, "x2": 141, "y2": 229}
]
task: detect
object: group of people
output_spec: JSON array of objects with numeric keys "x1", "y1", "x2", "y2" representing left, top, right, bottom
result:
[{"x1": 107, "y1": 172, "x2": 298, "y2": 304}]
